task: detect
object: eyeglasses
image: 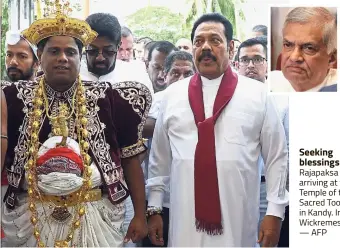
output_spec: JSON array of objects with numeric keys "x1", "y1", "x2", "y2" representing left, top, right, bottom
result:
[
  {"x1": 239, "y1": 56, "x2": 267, "y2": 66},
  {"x1": 85, "y1": 49, "x2": 117, "y2": 58}
]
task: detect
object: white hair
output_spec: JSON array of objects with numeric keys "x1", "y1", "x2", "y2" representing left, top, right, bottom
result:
[{"x1": 283, "y1": 7, "x2": 337, "y2": 54}]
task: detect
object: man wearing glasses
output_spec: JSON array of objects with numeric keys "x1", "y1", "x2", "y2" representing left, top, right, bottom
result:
[
  {"x1": 237, "y1": 37, "x2": 290, "y2": 246},
  {"x1": 80, "y1": 13, "x2": 154, "y2": 95},
  {"x1": 80, "y1": 13, "x2": 153, "y2": 248},
  {"x1": 237, "y1": 37, "x2": 268, "y2": 83}
]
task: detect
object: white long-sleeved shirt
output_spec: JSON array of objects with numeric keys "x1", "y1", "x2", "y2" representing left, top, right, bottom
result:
[
  {"x1": 269, "y1": 69, "x2": 337, "y2": 92},
  {"x1": 146, "y1": 73, "x2": 289, "y2": 247},
  {"x1": 260, "y1": 95, "x2": 289, "y2": 179}
]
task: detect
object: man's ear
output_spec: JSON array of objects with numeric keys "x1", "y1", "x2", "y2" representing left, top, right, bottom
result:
[
  {"x1": 33, "y1": 59, "x2": 40, "y2": 71},
  {"x1": 228, "y1": 40, "x2": 235, "y2": 58},
  {"x1": 329, "y1": 50, "x2": 337, "y2": 68}
]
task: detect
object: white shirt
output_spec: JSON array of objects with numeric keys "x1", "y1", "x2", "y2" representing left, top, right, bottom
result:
[
  {"x1": 148, "y1": 90, "x2": 166, "y2": 119},
  {"x1": 260, "y1": 95, "x2": 289, "y2": 178},
  {"x1": 142, "y1": 90, "x2": 168, "y2": 206},
  {"x1": 80, "y1": 59, "x2": 154, "y2": 95},
  {"x1": 146, "y1": 77, "x2": 223, "y2": 207},
  {"x1": 269, "y1": 69, "x2": 337, "y2": 92},
  {"x1": 146, "y1": 73, "x2": 289, "y2": 247}
]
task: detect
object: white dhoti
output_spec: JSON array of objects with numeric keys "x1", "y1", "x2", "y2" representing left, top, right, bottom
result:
[
  {"x1": 1, "y1": 137, "x2": 126, "y2": 247},
  {"x1": 2, "y1": 194, "x2": 125, "y2": 247}
]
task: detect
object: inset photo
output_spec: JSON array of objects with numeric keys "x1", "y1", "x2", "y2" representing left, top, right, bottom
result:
[{"x1": 269, "y1": 7, "x2": 337, "y2": 92}]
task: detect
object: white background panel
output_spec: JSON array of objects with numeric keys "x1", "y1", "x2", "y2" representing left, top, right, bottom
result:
[{"x1": 290, "y1": 93, "x2": 340, "y2": 247}]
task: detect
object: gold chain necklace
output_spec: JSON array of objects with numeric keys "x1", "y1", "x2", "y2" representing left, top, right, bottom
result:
[
  {"x1": 41, "y1": 78, "x2": 77, "y2": 146},
  {"x1": 42, "y1": 79, "x2": 77, "y2": 120},
  {"x1": 25, "y1": 76, "x2": 93, "y2": 248}
]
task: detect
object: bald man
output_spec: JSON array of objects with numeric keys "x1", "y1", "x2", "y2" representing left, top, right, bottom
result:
[{"x1": 175, "y1": 38, "x2": 193, "y2": 54}]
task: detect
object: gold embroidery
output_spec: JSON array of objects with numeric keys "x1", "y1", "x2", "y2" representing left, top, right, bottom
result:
[
  {"x1": 82, "y1": 81, "x2": 128, "y2": 203},
  {"x1": 1, "y1": 80, "x2": 13, "y2": 89},
  {"x1": 112, "y1": 81, "x2": 152, "y2": 159},
  {"x1": 121, "y1": 139, "x2": 147, "y2": 158},
  {"x1": 115, "y1": 88, "x2": 145, "y2": 118},
  {"x1": 4, "y1": 80, "x2": 152, "y2": 206},
  {"x1": 21, "y1": 0, "x2": 97, "y2": 47},
  {"x1": 6, "y1": 81, "x2": 38, "y2": 187}
]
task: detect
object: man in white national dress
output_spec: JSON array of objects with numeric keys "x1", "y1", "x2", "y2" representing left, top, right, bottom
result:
[
  {"x1": 146, "y1": 13, "x2": 289, "y2": 247},
  {"x1": 1, "y1": 2, "x2": 150, "y2": 247}
]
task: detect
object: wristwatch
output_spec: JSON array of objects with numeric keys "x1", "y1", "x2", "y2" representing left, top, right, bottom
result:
[{"x1": 146, "y1": 206, "x2": 163, "y2": 218}]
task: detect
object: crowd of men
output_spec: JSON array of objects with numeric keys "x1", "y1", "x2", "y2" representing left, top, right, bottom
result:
[{"x1": 0, "y1": 5, "x2": 336, "y2": 247}]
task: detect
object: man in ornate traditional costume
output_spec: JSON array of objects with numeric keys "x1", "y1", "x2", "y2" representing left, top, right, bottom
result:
[
  {"x1": 1, "y1": 1, "x2": 150, "y2": 247},
  {"x1": 80, "y1": 13, "x2": 154, "y2": 95}
]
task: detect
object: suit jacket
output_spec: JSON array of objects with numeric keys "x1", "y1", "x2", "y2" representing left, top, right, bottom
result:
[{"x1": 319, "y1": 84, "x2": 337, "y2": 92}]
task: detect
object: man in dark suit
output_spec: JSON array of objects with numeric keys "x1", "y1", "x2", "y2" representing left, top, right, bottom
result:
[{"x1": 319, "y1": 84, "x2": 337, "y2": 92}]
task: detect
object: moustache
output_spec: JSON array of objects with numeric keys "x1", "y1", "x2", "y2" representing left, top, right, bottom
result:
[
  {"x1": 286, "y1": 63, "x2": 305, "y2": 69},
  {"x1": 94, "y1": 62, "x2": 107, "y2": 67},
  {"x1": 198, "y1": 51, "x2": 217, "y2": 62},
  {"x1": 7, "y1": 67, "x2": 22, "y2": 73},
  {"x1": 287, "y1": 65, "x2": 305, "y2": 70}
]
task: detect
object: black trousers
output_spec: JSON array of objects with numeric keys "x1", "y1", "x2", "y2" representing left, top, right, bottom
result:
[
  {"x1": 278, "y1": 205, "x2": 289, "y2": 247},
  {"x1": 142, "y1": 206, "x2": 169, "y2": 247}
]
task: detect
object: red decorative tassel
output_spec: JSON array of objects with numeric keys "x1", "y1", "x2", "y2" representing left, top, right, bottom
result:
[{"x1": 195, "y1": 219, "x2": 223, "y2": 236}]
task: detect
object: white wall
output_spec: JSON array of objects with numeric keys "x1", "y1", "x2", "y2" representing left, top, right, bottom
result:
[{"x1": 8, "y1": 0, "x2": 33, "y2": 31}]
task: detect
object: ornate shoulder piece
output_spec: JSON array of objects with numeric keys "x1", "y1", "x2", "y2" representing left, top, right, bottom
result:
[
  {"x1": 1, "y1": 81, "x2": 13, "y2": 90},
  {"x1": 112, "y1": 81, "x2": 152, "y2": 119},
  {"x1": 1, "y1": 80, "x2": 38, "y2": 93},
  {"x1": 82, "y1": 80, "x2": 110, "y2": 89},
  {"x1": 112, "y1": 81, "x2": 152, "y2": 158}
]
